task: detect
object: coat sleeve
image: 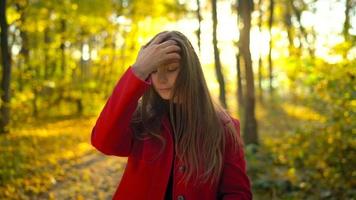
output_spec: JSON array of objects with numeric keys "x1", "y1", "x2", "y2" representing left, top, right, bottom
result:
[
  {"x1": 91, "y1": 66, "x2": 151, "y2": 156},
  {"x1": 218, "y1": 118, "x2": 253, "y2": 200}
]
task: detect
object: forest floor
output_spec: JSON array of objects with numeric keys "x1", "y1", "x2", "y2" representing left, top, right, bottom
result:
[{"x1": 0, "y1": 97, "x2": 320, "y2": 200}]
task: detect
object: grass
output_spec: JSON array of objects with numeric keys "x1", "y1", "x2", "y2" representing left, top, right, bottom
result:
[{"x1": 0, "y1": 115, "x2": 96, "y2": 199}]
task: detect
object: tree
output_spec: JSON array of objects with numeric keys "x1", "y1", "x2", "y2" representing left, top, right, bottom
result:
[
  {"x1": 234, "y1": 0, "x2": 244, "y2": 117},
  {"x1": 238, "y1": 0, "x2": 258, "y2": 145},
  {"x1": 342, "y1": 0, "x2": 354, "y2": 58},
  {"x1": 196, "y1": 0, "x2": 202, "y2": 54},
  {"x1": 0, "y1": 0, "x2": 11, "y2": 133},
  {"x1": 211, "y1": 0, "x2": 227, "y2": 109},
  {"x1": 283, "y1": 0, "x2": 295, "y2": 56},
  {"x1": 257, "y1": 0, "x2": 264, "y2": 101},
  {"x1": 290, "y1": 0, "x2": 315, "y2": 58},
  {"x1": 268, "y1": 0, "x2": 274, "y2": 94},
  {"x1": 343, "y1": 0, "x2": 352, "y2": 41}
]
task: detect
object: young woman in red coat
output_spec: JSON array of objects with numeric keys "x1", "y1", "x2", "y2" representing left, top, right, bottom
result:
[{"x1": 91, "y1": 31, "x2": 252, "y2": 200}]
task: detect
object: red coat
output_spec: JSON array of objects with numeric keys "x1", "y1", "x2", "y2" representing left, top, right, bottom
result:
[{"x1": 91, "y1": 67, "x2": 252, "y2": 200}]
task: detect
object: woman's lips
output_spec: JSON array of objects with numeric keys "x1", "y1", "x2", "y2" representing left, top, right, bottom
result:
[{"x1": 158, "y1": 88, "x2": 171, "y2": 91}]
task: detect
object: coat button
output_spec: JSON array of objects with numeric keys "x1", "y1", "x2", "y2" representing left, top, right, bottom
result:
[
  {"x1": 179, "y1": 165, "x2": 186, "y2": 173},
  {"x1": 177, "y1": 195, "x2": 185, "y2": 200}
]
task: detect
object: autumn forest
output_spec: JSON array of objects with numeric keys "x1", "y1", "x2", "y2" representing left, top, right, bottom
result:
[{"x1": 0, "y1": 0, "x2": 355, "y2": 199}]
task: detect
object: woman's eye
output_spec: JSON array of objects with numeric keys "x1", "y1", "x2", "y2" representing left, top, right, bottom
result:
[
  {"x1": 167, "y1": 67, "x2": 178, "y2": 72},
  {"x1": 152, "y1": 70, "x2": 158, "y2": 73}
]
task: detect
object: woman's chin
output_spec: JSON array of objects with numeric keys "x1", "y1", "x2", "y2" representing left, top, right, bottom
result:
[
  {"x1": 159, "y1": 95, "x2": 171, "y2": 100},
  {"x1": 159, "y1": 93, "x2": 171, "y2": 100}
]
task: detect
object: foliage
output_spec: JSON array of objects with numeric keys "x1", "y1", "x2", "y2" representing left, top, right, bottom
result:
[
  {"x1": 5, "y1": 0, "x2": 187, "y2": 122},
  {"x1": 0, "y1": 116, "x2": 95, "y2": 199},
  {"x1": 1, "y1": 0, "x2": 354, "y2": 199},
  {"x1": 248, "y1": 45, "x2": 355, "y2": 199}
]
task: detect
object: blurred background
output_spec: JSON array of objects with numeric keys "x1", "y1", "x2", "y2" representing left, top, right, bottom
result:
[{"x1": 0, "y1": 0, "x2": 355, "y2": 199}]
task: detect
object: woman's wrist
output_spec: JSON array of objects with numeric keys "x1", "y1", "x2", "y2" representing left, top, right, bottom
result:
[{"x1": 132, "y1": 64, "x2": 150, "y2": 80}]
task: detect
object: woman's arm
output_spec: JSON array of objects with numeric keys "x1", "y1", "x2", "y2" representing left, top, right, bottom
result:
[
  {"x1": 91, "y1": 67, "x2": 151, "y2": 156},
  {"x1": 218, "y1": 119, "x2": 253, "y2": 200},
  {"x1": 91, "y1": 33, "x2": 181, "y2": 157}
]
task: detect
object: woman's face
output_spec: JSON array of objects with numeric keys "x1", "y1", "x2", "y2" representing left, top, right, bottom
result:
[{"x1": 151, "y1": 63, "x2": 180, "y2": 100}]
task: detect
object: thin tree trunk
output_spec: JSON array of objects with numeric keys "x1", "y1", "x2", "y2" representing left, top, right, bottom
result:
[
  {"x1": 236, "y1": 53, "x2": 243, "y2": 117},
  {"x1": 291, "y1": 1, "x2": 314, "y2": 58},
  {"x1": 343, "y1": 0, "x2": 351, "y2": 41},
  {"x1": 196, "y1": 0, "x2": 202, "y2": 54},
  {"x1": 238, "y1": 0, "x2": 258, "y2": 145},
  {"x1": 32, "y1": 22, "x2": 41, "y2": 118},
  {"x1": 342, "y1": 0, "x2": 353, "y2": 59},
  {"x1": 19, "y1": 29, "x2": 29, "y2": 92},
  {"x1": 0, "y1": 0, "x2": 11, "y2": 133},
  {"x1": 15, "y1": 2, "x2": 27, "y2": 92},
  {"x1": 258, "y1": 57, "x2": 263, "y2": 101},
  {"x1": 19, "y1": 29, "x2": 30, "y2": 91},
  {"x1": 55, "y1": 18, "x2": 66, "y2": 113},
  {"x1": 284, "y1": 1, "x2": 294, "y2": 56},
  {"x1": 44, "y1": 27, "x2": 50, "y2": 79},
  {"x1": 60, "y1": 19, "x2": 66, "y2": 79},
  {"x1": 32, "y1": 88, "x2": 38, "y2": 117},
  {"x1": 212, "y1": 0, "x2": 227, "y2": 109},
  {"x1": 236, "y1": 0, "x2": 244, "y2": 117},
  {"x1": 268, "y1": 0, "x2": 274, "y2": 94},
  {"x1": 257, "y1": 0, "x2": 263, "y2": 102}
]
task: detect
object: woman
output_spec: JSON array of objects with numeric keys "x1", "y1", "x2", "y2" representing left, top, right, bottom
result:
[{"x1": 91, "y1": 31, "x2": 252, "y2": 200}]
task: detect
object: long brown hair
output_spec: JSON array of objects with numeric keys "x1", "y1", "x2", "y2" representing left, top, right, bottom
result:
[{"x1": 131, "y1": 31, "x2": 242, "y2": 186}]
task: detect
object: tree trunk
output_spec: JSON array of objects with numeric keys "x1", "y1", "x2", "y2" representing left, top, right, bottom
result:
[
  {"x1": 343, "y1": 0, "x2": 351, "y2": 41},
  {"x1": 257, "y1": 0, "x2": 263, "y2": 102},
  {"x1": 44, "y1": 26, "x2": 50, "y2": 79},
  {"x1": 0, "y1": 0, "x2": 11, "y2": 134},
  {"x1": 291, "y1": 1, "x2": 315, "y2": 58},
  {"x1": 196, "y1": 0, "x2": 202, "y2": 54},
  {"x1": 211, "y1": 0, "x2": 227, "y2": 109},
  {"x1": 15, "y1": 2, "x2": 28, "y2": 92},
  {"x1": 235, "y1": 0, "x2": 244, "y2": 117},
  {"x1": 60, "y1": 19, "x2": 66, "y2": 79},
  {"x1": 19, "y1": 28, "x2": 29, "y2": 93},
  {"x1": 238, "y1": 0, "x2": 258, "y2": 145},
  {"x1": 284, "y1": 1, "x2": 294, "y2": 56},
  {"x1": 32, "y1": 23, "x2": 41, "y2": 118},
  {"x1": 268, "y1": 0, "x2": 274, "y2": 94},
  {"x1": 342, "y1": 0, "x2": 353, "y2": 59},
  {"x1": 236, "y1": 53, "x2": 243, "y2": 117}
]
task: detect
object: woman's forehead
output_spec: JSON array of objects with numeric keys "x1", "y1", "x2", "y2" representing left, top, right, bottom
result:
[{"x1": 158, "y1": 62, "x2": 180, "y2": 69}]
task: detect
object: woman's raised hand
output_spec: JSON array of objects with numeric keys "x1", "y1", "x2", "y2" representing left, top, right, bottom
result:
[{"x1": 132, "y1": 33, "x2": 181, "y2": 80}]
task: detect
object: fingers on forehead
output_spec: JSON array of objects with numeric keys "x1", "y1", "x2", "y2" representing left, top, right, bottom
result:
[
  {"x1": 152, "y1": 32, "x2": 170, "y2": 44},
  {"x1": 165, "y1": 53, "x2": 181, "y2": 62},
  {"x1": 160, "y1": 40, "x2": 178, "y2": 48}
]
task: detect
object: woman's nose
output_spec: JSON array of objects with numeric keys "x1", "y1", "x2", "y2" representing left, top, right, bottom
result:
[{"x1": 157, "y1": 71, "x2": 168, "y2": 83}]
